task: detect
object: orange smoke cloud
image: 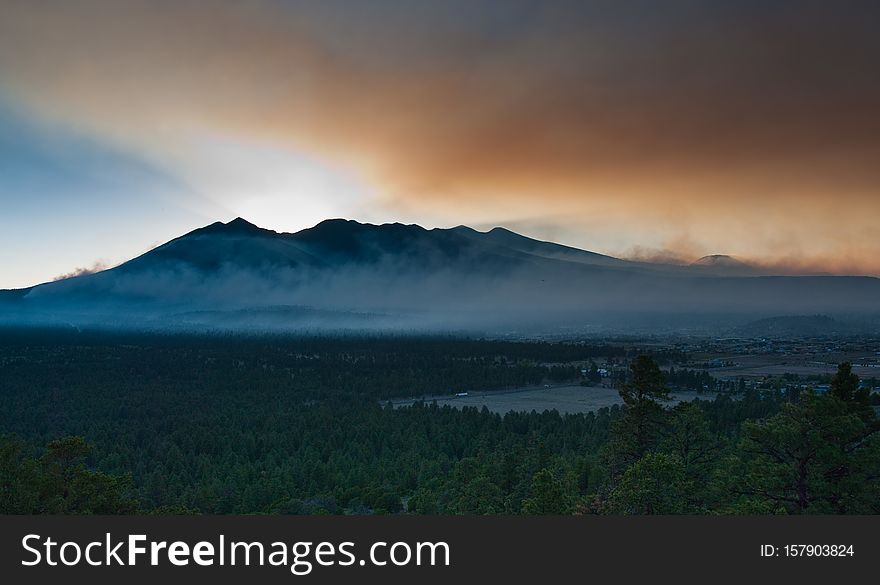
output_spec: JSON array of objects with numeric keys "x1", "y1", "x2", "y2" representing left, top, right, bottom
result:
[{"x1": 1, "y1": 0, "x2": 879, "y2": 274}]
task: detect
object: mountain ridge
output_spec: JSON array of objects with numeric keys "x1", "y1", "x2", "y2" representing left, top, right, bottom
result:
[{"x1": 3, "y1": 218, "x2": 879, "y2": 334}]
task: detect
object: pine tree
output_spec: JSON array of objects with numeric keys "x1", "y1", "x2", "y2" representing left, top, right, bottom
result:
[
  {"x1": 727, "y1": 393, "x2": 879, "y2": 514},
  {"x1": 604, "y1": 356, "x2": 671, "y2": 475},
  {"x1": 830, "y1": 362, "x2": 859, "y2": 402},
  {"x1": 605, "y1": 453, "x2": 690, "y2": 514},
  {"x1": 830, "y1": 362, "x2": 870, "y2": 407},
  {"x1": 521, "y1": 468, "x2": 572, "y2": 515}
]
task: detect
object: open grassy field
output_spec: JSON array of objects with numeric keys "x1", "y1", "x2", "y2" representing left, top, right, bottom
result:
[
  {"x1": 391, "y1": 384, "x2": 716, "y2": 415},
  {"x1": 695, "y1": 352, "x2": 880, "y2": 382}
]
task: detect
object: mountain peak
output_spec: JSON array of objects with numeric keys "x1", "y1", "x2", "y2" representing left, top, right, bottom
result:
[
  {"x1": 226, "y1": 217, "x2": 258, "y2": 229},
  {"x1": 691, "y1": 254, "x2": 746, "y2": 267},
  {"x1": 223, "y1": 217, "x2": 273, "y2": 235},
  {"x1": 191, "y1": 217, "x2": 273, "y2": 237}
]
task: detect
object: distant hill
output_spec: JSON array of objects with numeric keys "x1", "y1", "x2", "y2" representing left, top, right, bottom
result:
[
  {"x1": 690, "y1": 255, "x2": 763, "y2": 276},
  {"x1": 732, "y1": 315, "x2": 867, "y2": 338},
  {"x1": 692, "y1": 254, "x2": 744, "y2": 267},
  {"x1": 3, "y1": 218, "x2": 880, "y2": 333}
]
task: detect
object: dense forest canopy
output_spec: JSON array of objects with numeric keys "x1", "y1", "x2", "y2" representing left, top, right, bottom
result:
[{"x1": 1, "y1": 328, "x2": 877, "y2": 514}]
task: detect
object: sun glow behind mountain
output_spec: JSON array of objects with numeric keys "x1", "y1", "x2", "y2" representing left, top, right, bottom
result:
[
  {"x1": 2, "y1": 0, "x2": 880, "y2": 288},
  {"x1": 174, "y1": 136, "x2": 377, "y2": 234}
]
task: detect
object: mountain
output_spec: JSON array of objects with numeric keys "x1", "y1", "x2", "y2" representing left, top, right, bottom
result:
[
  {"x1": 692, "y1": 254, "x2": 744, "y2": 267},
  {"x1": 690, "y1": 255, "x2": 763, "y2": 276},
  {"x1": 3, "y1": 218, "x2": 880, "y2": 334}
]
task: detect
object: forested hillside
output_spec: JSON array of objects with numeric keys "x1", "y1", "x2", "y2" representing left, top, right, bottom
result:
[{"x1": 1, "y1": 329, "x2": 877, "y2": 514}]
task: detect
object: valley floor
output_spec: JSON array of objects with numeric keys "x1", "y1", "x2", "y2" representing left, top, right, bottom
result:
[{"x1": 390, "y1": 384, "x2": 718, "y2": 415}]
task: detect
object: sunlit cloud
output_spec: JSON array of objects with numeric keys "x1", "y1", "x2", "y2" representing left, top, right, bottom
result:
[
  {"x1": 1, "y1": 0, "x2": 879, "y2": 284},
  {"x1": 163, "y1": 135, "x2": 379, "y2": 232}
]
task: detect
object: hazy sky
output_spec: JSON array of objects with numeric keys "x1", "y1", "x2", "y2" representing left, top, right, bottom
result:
[{"x1": 2, "y1": 0, "x2": 879, "y2": 288}]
